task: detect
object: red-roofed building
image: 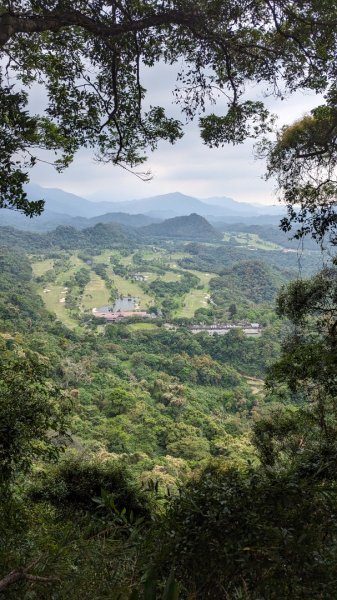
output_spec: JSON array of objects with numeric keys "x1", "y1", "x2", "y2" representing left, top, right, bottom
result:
[{"x1": 92, "y1": 308, "x2": 149, "y2": 321}]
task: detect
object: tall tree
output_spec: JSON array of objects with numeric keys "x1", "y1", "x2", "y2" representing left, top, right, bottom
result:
[
  {"x1": 263, "y1": 89, "x2": 337, "y2": 244},
  {"x1": 0, "y1": 340, "x2": 71, "y2": 487},
  {"x1": 0, "y1": 0, "x2": 336, "y2": 215}
]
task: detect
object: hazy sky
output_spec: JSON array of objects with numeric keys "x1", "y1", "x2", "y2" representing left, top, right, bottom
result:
[{"x1": 30, "y1": 63, "x2": 322, "y2": 205}]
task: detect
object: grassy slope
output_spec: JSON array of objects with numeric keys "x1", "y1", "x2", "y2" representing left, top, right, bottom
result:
[
  {"x1": 43, "y1": 284, "x2": 79, "y2": 329},
  {"x1": 90, "y1": 251, "x2": 156, "y2": 309},
  {"x1": 81, "y1": 271, "x2": 111, "y2": 310},
  {"x1": 110, "y1": 274, "x2": 154, "y2": 308},
  {"x1": 223, "y1": 232, "x2": 281, "y2": 251},
  {"x1": 33, "y1": 248, "x2": 219, "y2": 321},
  {"x1": 140, "y1": 271, "x2": 182, "y2": 283},
  {"x1": 92, "y1": 249, "x2": 135, "y2": 266},
  {"x1": 33, "y1": 255, "x2": 83, "y2": 329},
  {"x1": 138, "y1": 248, "x2": 167, "y2": 262},
  {"x1": 30, "y1": 258, "x2": 54, "y2": 276},
  {"x1": 175, "y1": 270, "x2": 214, "y2": 318},
  {"x1": 127, "y1": 322, "x2": 159, "y2": 331}
]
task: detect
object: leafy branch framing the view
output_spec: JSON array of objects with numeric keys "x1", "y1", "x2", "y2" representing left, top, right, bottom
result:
[{"x1": 0, "y1": 0, "x2": 336, "y2": 224}]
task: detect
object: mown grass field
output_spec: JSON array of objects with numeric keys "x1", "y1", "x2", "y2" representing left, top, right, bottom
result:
[
  {"x1": 77, "y1": 253, "x2": 154, "y2": 310},
  {"x1": 140, "y1": 271, "x2": 182, "y2": 283},
  {"x1": 168, "y1": 251, "x2": 192, "y2": 268},
  {"x1": 137, "y1": 248, "x2": 166, "y2": 261},
  {"x1": 175, "y1": 270, "x2": 214, "y2": 318},
  {"x1": 43, "y1": 286, "x2": 79, "y2": 329},
  {"x1": 223, "y1": 232, "x2": 281, "y2": 251},
  {"x1": 30, "y1": 258, "x2": 54, "y2": 276},
  {"x1": 127, "y1": 322, "x2": 159, "y2": 331},
  {"x1": 110, "y1": 274, "x2": 154, "y2": 308},
  {"x1": 33, "y1": 255, "x2": 83, "y2": 329},
  {"x1": 92, "y1": 249, "x2": 135, "y2": 266},
  {"x1": 91, "y1": 249, "x2": 112, "y2": 264},
  {"x1": 161, "y1": 271, "x2": 182, "y2": 282},
  {"x1": 33, "y1": 247, "x2": 218, "y2": 323},
  {"x1": 81, "y1": 271, "x2": 111, "y2": 310},
  {"x1": 119, "y1": 253, "x2": 135, "y2": 266},
  {"x1": 66, "y1": 255, "x2": 84, "y2": 273}
]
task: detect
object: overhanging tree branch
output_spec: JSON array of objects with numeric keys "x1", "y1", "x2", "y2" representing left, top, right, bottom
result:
[
  {"x1": 0, "y1": 8, "x2": 202, "y2": 47},
  {"x1": 0, "y1": 1, "x2": 336, "y2": 218},
  {"x1": 0, "y1": 568, "x2": 60, "y2": 592}
]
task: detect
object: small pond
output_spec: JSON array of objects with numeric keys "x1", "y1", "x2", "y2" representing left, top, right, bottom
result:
[{"x1": 98, "y1": 296, "x2": 139, "y2": 313}]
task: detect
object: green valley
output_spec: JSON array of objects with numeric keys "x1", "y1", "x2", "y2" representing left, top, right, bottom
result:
[
  {"x1": 0, "y1": 216, "x2": 334, "y2": 599},
  {"x1": 1, "y1": 2, "x2": 336, "y2": 594}
]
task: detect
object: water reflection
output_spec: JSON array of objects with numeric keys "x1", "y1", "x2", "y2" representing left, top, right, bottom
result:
[{"x1": 98, "y1": 296, "x2": 139, "y2": 312}]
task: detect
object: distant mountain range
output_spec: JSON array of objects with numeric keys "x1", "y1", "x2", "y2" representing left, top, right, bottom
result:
[
  {"x1": 0, "y1": 183, "x2": 285, "y2": 231},
  {"x1": 26, "y1": 184, "x2": 283, "y2": 218},
  {"x1": 0, "y1": 208, "x2": 160, "y2": 232},
  {"x1": 0, "y1": 214, "x2": 222, "y2": 251}
]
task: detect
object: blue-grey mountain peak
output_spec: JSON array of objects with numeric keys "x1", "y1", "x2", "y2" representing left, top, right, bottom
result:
[{"x1": 24, "y1": 184, "x2": 283, "y2": 220}]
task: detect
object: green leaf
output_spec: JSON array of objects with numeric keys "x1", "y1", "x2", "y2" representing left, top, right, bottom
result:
[{"x1": 163, "y1": 571, "x2": 180, "y2": 600}]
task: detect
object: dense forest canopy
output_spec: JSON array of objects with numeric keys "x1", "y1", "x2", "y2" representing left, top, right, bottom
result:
[
  {"x1": 1, "y1": 1, "x2": 337, "y2": 598},
  {"x1": 0, "y1": 219, "x2": 336, "y2": 597},
  {"x1": 0, "y1": 0, "x2": 336, "y2": 228}
]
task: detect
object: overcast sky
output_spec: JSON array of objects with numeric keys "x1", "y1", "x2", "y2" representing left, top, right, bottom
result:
[{"x1": 30, "y1": 63, "x2": 322, "y2": 205}]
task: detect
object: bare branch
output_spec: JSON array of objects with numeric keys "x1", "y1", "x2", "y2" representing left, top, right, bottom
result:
[{"x1": 0, "y1": 568, "x2": 59, "y2": 592}]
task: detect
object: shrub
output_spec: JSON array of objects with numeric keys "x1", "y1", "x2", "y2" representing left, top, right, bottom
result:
[{"x1": 30, "y1": 452, "x2": 151, "y2": 518}]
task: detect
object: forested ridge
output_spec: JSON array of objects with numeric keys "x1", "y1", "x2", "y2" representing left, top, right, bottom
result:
[{"x1": 140, "y1": 214, "x2": 223, "y2": 241}]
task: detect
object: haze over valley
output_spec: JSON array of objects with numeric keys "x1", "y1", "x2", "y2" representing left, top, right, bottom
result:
[{"x1": 0, "y1": 183, "x2": 285, "y2": 232}]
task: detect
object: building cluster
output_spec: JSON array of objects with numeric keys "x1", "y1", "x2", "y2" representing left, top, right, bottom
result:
[
  {"x1": 189, "y1": 323, "x2": 261, "y2": 336},
  {"x1": 92, "y1": 307, "x2": 151, "y2": 321}
]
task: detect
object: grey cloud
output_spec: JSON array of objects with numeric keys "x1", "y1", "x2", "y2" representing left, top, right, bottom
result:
[{"x1": 25, "y1": 63, "x2": 323, "y2": 204}]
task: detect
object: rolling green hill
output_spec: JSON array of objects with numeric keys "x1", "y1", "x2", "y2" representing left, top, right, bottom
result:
[
  {"x1": 0, "y1": 222, "x2": 139, "y2": 251},
  {"x1": 140, "y1": 213, "x2": 222, "y2": 241}
]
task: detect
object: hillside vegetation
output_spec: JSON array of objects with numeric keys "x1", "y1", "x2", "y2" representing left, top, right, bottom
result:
[
  {"x1": 140, "y1": 213, "x2": 223, "y2": 241},
  {"x1": 1, "y1": 222, "x2": 336, "y2": 599}
]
